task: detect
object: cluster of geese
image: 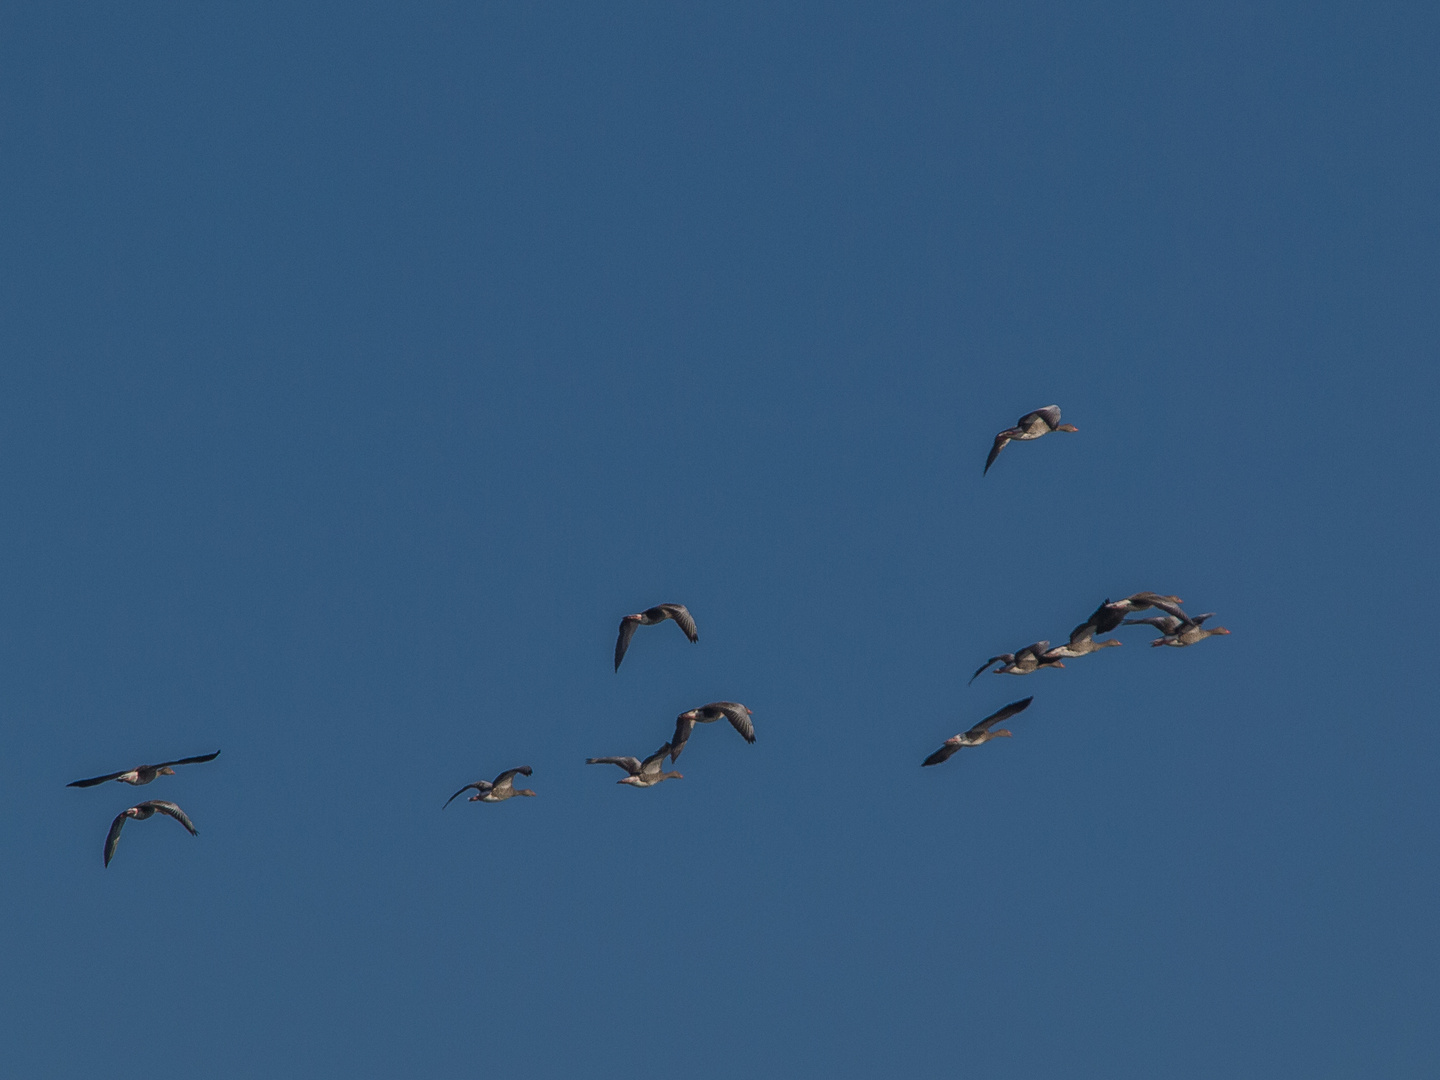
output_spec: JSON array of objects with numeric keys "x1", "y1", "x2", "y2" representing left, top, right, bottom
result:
[{"x1": 66, "y1": 404, "x2": 1228, "y2": 865}]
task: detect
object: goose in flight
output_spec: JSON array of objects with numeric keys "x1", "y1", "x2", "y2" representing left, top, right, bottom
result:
[
  {"x1": 922, "y1": 697, "x2": 1034, "y2": 766},
  {"x1": 68, "y1": 750, "x2": 221, "y2": 789},
  {"x1": 443, "y1": 766, "x2": 537, "y2": 807},
  {"x1": 586, "y1": 743, "x2": 683, "y2": 787},
  {"x1": 670, "y1": 701, "x2": 755, "y2": 761},
  {"x1": 984, "y1": 406, "x2": 1078, "y2": 474},
  {"x1": 104, "y1": 800, "x2": 198, "y2": 867},
  {"x1": 969, "y1": 643, "x2": 1064, "y2": 684},
  {"x1": 1082, "y1": 593, "x2": 1186, "y2": 636},
  {"x1": 1124, "y1": 612, "x2": 1230, "y2": 647},
  {"x1": 614, "y1": 604, "x2": 699, "y2": 671},
  {"x1": 1045, "y1": 620, "x2": 1123, "y2": 659}
]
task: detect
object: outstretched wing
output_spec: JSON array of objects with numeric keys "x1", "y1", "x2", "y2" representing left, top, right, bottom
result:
[
  {"x1": 443, "y1": 782, "x2": 485, "y2": 808},
  {"x1": 1029, "y1": 405, "x2": 1063, "y2": 430},
  {"x1": 670, "y1": 715, "x2": 697, "y2": 761},
  {"x1": 68, "y1": 768, "x2": 128, "y2": 789},
  {"x1": 491, "y1": 766, "x2": 534, "y2": 795},
  {"x1": 922, "y1": 741, "x2": 962, "y2": 767},
  {"x1": 969, "y1": 655, "x2": 1008, "y2": 684},
  {"x1": 661, "y1": 604, "x2": 699, "y2": 643},
  {"x1": 1124, "y1": 616, "x2": 1181, "y2": 634},
  {"x1": 641, "y1": 744, "x2": 674, "y2": 775},
  {"x1": 145, "y1": 801, "x2": 198, "y2": 836},
  {"x1": 586, "y1": 756, "x2": 642, "y2": 775},
  {"x1": 155, "y1": 750, "x2": 222, "y2": 769},
  {"x1": 714, "y1": 702, "x2": 756, "y2": 743},
  {"x1": 984, "y1": 433, "x2": 1011, "y2": 474},
  {"x1": 614, "y1": 617, "x2": 639, "y2": 671},
  {"x1": 103, "y1": 812, "x2": 129, "y2": 866},
  {"x1": 970, "y1": 696, "x2": 1034, "y2": 735}
]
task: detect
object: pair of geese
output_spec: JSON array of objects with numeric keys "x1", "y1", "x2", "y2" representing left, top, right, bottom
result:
[
  {"x1": 970, "y1": 592, "x2": 1230, "y2": 684},
  {"x1": 447, "y1": 604, "x2": 755, "y2": 805},
  {"x1": 66, "y1": 751, "x2": 220, "y2": 866}
]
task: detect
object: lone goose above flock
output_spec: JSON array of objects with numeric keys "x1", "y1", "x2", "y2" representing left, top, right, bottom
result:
[
  {"x1": 670, "y1": 702, "x2": 755, "y2": 761},
  {"x1": 68, "y1": 750, "x2": 221, "y2": 789},
  {"x1": 104, "y1": 800, "x2": 198, "y2": 867},
  {"x1": 615, "y1": 604, "x2": 698, "y2": 671},
  {"x1": 1124, "y1": 612, "x2": 1230, "y2": 647},
  {"x1": 443, "y1": 766, "x2": 537, "y2": 807},
  {"x1": 922, "y1": 697, "x2": 1034, "y2": 766},
  {"x1": 587, "y1": 743, "x2": 683, "y2": 787},
  {"x1": 970, "y1": 643, "x2": 1064, "y2": 684},
  {"x1": 984, "y1": 405, "x2": 1078, "y2": 474}
]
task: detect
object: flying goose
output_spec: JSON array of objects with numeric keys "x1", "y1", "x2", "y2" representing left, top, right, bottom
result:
[
  {"x1": 984, "y1": 406, "x2": 1078, "y2": 474},
  {"x1": 969, "y1": 643, "x2": 1064, "y2": 684},
  {"x1": 586, "y1": 743, "x2": 683, "y2": 787},
  {"x1": 1045, "y1": 620, "x2": 1124, "y2": 659},
  {"x1": 443, "y1": 766, "x2": 537, "y2": 807},
  {"x1": 922, "y1": 697, "x2": 1034, "y2": 766},
  {"x1": 103, "y1": 800, "x2": 198, "y2": 867},
  {"x1": 615, "y1": 604, "x2": 699, "y2": 671},
  {"x1": 1082, "y1": 593, "x2": 1186, "y2": 636},
  {"x1": 670, "y1": 702, "x2": 755, "y2": 761},
  {"x1": 1123, "y1": 612, "x2": 1230, "y2": 647},
  {"x1": 68, "y1": 750, "x2": 221, "y2": 789}
]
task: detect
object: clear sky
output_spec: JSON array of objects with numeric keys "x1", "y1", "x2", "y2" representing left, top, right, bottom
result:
[{"x1": 1, "y1": 3, "x2": 1437, "y2": 1077}]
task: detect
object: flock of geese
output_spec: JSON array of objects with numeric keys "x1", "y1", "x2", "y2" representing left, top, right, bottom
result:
[{"x1": 66, "y1": 405, "x2": 1228, "y2": 865}]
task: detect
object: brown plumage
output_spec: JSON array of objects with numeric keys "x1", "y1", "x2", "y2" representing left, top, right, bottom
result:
[
  {"x1": 68, "y1": 750, "x2": 221, "y2": 789},
  {"x1": 103, "y1": 800, "x2": 198, "y2": 867},
  {"x1": 984, "y1": 406, "x2": 1079, "y2": 474},
  {"x1": 614, "y1": 604, "x2": 699, "y2": 671},
  {"x1": 1081, "y1": 593, "x2": 1186, "y2": 636},
  {"x1": 586, "y1": 743, "x2": 683, "y2": 788},
  {"x1": 443, "y1": 766, "x2": 537, "y2": 807},
  {"x1": 670, "y1": 702, "x2": 755, "y2": 761},
  {"x1": 1124, "y1": 611, "x2": 1231, "y2": 647},
  {"x1": 969, "y1": 643, "x2": 1064, "y2": 684},
  {"x1": 922, "y1": 697, "x2": 1034, "y2": 766}
]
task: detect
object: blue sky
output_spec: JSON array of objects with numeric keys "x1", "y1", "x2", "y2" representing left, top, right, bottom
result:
[{"x1": 1, "y1": 3, "x2": 1437, "y2": 1077}]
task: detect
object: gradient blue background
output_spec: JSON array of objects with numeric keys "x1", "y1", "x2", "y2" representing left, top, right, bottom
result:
[{"x1": 2, "y1": 3, "x2": 1437, "y2": 1077}]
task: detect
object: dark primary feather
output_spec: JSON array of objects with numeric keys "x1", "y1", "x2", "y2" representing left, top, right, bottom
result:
[
  {"x1": 586, "y1": 756, "x2": 643, "y2": 775},
  {"x1": 148, "y1": 801, "x2": 198, "y2": 835},
  {"x1": 970, "y1": 655, "x2": 1011, "y2": 684},
  {"x1": 443, "y1": 781, "x2": 490, "y2": 808},
  {"x1": 69, "y1": 770, "x2": 127, "y2": 789},
  {"x1": 983, "y1": 433, "x2": 1011, "y2": 474},
  {"x1": 160, "y1": 751, "x2": 222, "y2": 768},
  {"x1": 614, "y1": 617, "x2": 639, "y2": 670},
  {"x1": 970, "y1": 696, "x2": 1034, "y2": 734},
  {"x1": 658, "y1": 604, "x2": 699, "y2": 643},
  {"x1": 922, "y1": 743, "x2": 961, "y2": 767}
]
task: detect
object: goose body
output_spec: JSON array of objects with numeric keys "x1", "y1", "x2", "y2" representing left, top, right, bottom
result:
[
  {"x1": 1046, "y1": 621, "x2": 1124, "y2": 659},
  {"x1": 1082, "y1": 593, "x2": 1185, "y2": 636},
  {"x1": 103, "y1": 800, "x2": 198, "y2": 867},
  {"x1": 984, "y1": 406, "x2": 1078, "y2": 474},
  {"x1": 614, "y1": 604, "x2": 699, "y2": 671},
  {"x1": 670, "y1": 702, "x2": 755, "y2": 761},
  {"x1": 444, "y1": 766, "x2": 537, "y2": 807},
  {"x1": 923, "y1": 697, "x2": 1034, "y2": 766},
  {"x1": 68, "y1": 750, "x2": 221, "y2": 789},
  {"x1": 1124, "y1": 612, "x2": 1230, "y2": 647},
  {"x1": 970, "y1": 643, "x2": 1064, "y2": 684},
  {"x1": 587, "y1": 743, "x2": 683, "y2": 787}
]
